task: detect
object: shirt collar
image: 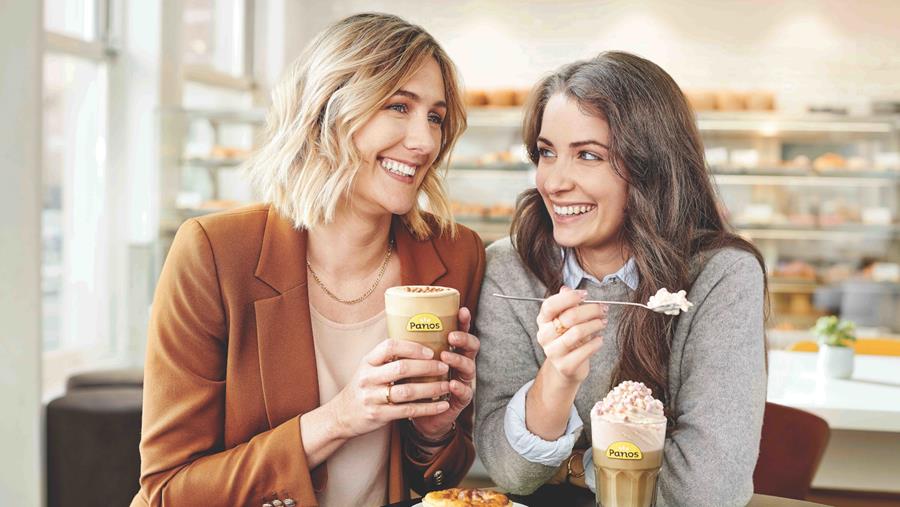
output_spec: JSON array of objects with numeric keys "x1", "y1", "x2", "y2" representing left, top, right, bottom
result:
[{"x1": 561, "y1": 248, "x2": 639, "y2": 291}]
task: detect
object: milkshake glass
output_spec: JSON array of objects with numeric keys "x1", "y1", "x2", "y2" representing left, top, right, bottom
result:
[{"x1": 591, "y1": 381, "x2": 667, "y2": 507}]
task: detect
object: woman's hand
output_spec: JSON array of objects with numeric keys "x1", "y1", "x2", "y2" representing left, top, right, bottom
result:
[
  {"x1": 536, "y1": 286, "x2": 608, "y2": 386},
  {"x1": 332, "y1": 338, "x2": 452, "y2": 440},
  {"x1": 410, "y1": 306, "x2": 479, "y2": 441}
]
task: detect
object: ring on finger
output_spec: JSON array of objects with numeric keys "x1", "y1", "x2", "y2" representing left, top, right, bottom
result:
[
  {"x1": 385, "y1": 383, "x2": 394, "y2": 405},
  {"x1": 553, "y1": 317, "x2": 568, "y2": 336}
]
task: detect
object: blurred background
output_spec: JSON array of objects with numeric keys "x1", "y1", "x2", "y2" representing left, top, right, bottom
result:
[{"x1": 2, "y1": 1, "x2": 900, "y2": 505}]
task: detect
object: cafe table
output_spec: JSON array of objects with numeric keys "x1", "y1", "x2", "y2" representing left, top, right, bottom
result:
[
  {"x1": 382, "y1": 484, "x2": 830, "y2": 506},
  {"x1": 767, "y1": 350, "x2": 900, "y2": 492}
]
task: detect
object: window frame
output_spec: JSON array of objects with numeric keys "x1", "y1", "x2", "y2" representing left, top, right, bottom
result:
[
  {"x1": 41, "y1": 0, "x2": 120, "y2": 400},
  {"x1": 182, "y1": 0, "x2": 255, "y2": 92}
]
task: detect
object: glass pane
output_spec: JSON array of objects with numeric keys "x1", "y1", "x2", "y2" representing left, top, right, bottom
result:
[
  {"x1": 179, "y1": 82, "x2": 256, "y2": 208},
  {"x1": 44, "y1": 0, "x2": 96, "y2": 40},
  {"x1": 42, "y1": 53, "x2": 108, "y2": 352},
  {"x1": 183, "y1": 0, "x2": 246, "y2": 76}
]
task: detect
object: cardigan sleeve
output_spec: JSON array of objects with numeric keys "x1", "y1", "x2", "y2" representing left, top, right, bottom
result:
[
  {"x1": 135, "y1": 219, "x2": 320, "y2": 507},
  {"x1": 657, "y1": 252, "x2": 767, "y2": 507},
  {"x1": 474, "y1": 262, "x2": 563, "y2": 495}
]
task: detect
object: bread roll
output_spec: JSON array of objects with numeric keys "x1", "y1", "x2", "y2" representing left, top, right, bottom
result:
[
  {"x1": 715, "y1": 91, "x2": 746, "y2": 111},
  {"x1": 464, "y1": 89, "x2": 488, "y2": 107},
  {"x1": 485, "y1": 89, "x2": 516, "y2": 107},
  {"x1": 745, "y1": 91, "x2": 775, "y2": 111}
]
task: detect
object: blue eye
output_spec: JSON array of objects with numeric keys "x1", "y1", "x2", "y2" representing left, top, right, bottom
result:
[
  {"x1": 387, "y1": 103, "x2": 408, "y2": 113},
  {"x1": 428, "y1": 112, "x2": 444, "y2": 125},
  {"x1": 579, "y1": 151, "x2": 603, "y2": 161},
  {"x1": 538, "y1": 148, "x2": 556, "y2": 158}
]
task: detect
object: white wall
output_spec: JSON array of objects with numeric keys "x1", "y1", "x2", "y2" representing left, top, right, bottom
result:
[
  {"x1": 270, "y1": 0, "x2": 900, "y2": 114},
  {"x1": 0, "y1": 0, "x2": 43, "y2": 504}
]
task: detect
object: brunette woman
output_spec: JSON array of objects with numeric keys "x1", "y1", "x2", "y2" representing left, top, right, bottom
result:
[{"x1": 474, "y1": 51, "x2": 767, "y2": 507}]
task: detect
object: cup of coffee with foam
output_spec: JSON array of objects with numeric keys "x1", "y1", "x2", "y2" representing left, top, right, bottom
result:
[
  {"x1": 385, "y1": 286, "x2": 459, "y2": 387},
  {"x1": 591, "y1": 381, "x2": 667, "y2": 507}
]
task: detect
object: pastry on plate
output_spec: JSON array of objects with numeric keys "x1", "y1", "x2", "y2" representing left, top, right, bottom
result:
[{"x1": 422, "y1": 488, "x2": 512, "y2": 506}]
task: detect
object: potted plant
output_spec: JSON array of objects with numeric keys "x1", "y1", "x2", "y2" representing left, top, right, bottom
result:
[{"x1": 812, "y1": 315, "x2": 856, "y2": 379}]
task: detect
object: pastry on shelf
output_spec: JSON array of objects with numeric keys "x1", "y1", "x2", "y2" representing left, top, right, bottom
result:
[
  {"x1": 745, "y1": 91, "x2": 775, "y2": 111},
  {"x1": 773, "y1": 260, "x2": 818, "y2": 281},
  {"x1": 464, "y1": 89, "x2": 488, "y2": 107},
  {"x1": 781, "y1": 155, "x2": 811, "y2": 170},
  {"x1": 786, "y1": 213, "x2": 816, "y2": 227},
  {"x1": 812, "y1": 152, "x2": 846, "y2": 172},
  {"x1": 513, "y1": 88, "x2": 531, "y2": 106},
  {"x1": 449, "y1": 200, "x2": 486, "y2": 218},
  {"x1": 487, "y1": 203, "x2": 515, "y2": 219},
  {"x1": 210, "y1": 145, "x2": 250, "y2": 160},
  {"x1": 485, "y1": 88, "x2": 517, "y2": 107},
  {"x1": 846, "y1": 156, "x2": 869, "y2": 171},
  {"x1": 684, "y1": 90, "x2": 716, "y2": 111},
  {"x1": 715, "y1": 91, "x2": 746, "y2": 111}
]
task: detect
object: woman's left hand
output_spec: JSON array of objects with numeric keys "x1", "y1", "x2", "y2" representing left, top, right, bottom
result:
[{"x1": 409, "y1": 306, "x2": 479, "y2": 441}]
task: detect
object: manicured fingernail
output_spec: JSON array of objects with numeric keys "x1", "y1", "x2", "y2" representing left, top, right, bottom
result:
[
  {"x1": 438, "y1": 363, "x2": 449, "y2": 372},
  {"x1": 438, "y1": 401, "x2": 450, "y2": 410},
  {"x1": 422, "y1": 347, "x2": 434, "y2": 358}
]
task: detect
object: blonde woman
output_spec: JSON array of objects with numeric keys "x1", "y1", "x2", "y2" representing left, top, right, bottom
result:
[{"x1": 132, "y1": 13, "x2": 485, "y2": 507}]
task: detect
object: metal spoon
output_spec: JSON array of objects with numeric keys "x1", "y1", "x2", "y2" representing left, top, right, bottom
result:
[{"x1": 490, "y1": 293, "x2": 685, "y2": 315}]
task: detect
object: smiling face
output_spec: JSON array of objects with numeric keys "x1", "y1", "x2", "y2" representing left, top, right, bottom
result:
[
  {"x1": 536, "y1": 93, "x2": 629, "y2": 255},
  {"x1": 350, "y1": 57, "x2": 447, "y2": 218}
]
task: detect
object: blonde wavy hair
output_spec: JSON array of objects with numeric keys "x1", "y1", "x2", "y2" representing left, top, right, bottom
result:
[{"x1": 245, "y1": 13, "x2": 466, "y2": 240}]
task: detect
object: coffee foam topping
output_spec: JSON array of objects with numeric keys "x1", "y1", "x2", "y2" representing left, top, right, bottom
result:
[
  {"x1": 593, "y1": 380, "x2": 665, "y2": 424},
  {"x1": 385, "y1": 286, "x2": 459, "y2": 298},
  {"x1": 404, "y1": 286, "x2": 451, "y2": 294}
]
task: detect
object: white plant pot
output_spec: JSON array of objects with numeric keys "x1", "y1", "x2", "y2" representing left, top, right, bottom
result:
[{"x1": 817, "y1": 344, "x2": 855, "y2": 379}]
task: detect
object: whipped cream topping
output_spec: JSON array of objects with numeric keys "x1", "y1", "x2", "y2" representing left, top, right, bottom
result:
[
  {"x1": 647, "y1": 288, "x2": 693, "y2": 315},
  {"x1": 592, "y1": 380, "x2": 666, "y2": 424}
]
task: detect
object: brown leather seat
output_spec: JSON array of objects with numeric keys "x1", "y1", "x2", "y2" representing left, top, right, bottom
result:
[
  {"x1": 753, "y1": 402, "x2": 830, "y2": 500},
  {"x1": 47, "y1": 369, "x2": 143, "y2": 507}
]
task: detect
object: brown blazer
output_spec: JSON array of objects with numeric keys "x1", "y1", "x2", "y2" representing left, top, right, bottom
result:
[{"x1": 131, "y1": 204, "x2": 486, "y2": 507}]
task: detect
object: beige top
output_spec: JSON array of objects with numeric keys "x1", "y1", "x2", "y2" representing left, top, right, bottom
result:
[{"x1": 310, "y1": 305, "x2": 391, "y2": 507}]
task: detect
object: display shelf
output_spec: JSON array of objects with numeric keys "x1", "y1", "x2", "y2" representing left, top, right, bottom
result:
[
  {"x1": 734, "y1": 223, "x2": 900, "y2": 241},
  {"x1": 464, "y1": 107, "x2": 900, "y2": 133},
  {"x1": 456, "y1": 218, "x2": 512, "y2": 244},
  {"x1": 466, "y1": 107, "x2": 524, "y2": 128},
  {"x1": 768, "y1": 279, "x2": 820, "y2": 294},
  {"x1": 161, "y1": 107, "x2": 265, "y2": 124},
  {"x1": 712, "y1": 169, "x2": 900, "y2": 186},
  {"x1": 180, "y1": 157, "x2": 246, "y2": 168},
  {"x1": 696, "y1": 112, "x2": 897, "y2": 134},
  {"x1": 450, "y1": 162, "x2": 532, "y2": 172}
]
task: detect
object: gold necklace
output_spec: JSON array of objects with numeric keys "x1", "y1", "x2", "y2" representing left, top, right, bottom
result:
[{"x1": 306, "y1": 240, "x2": 394, "y2": 305}]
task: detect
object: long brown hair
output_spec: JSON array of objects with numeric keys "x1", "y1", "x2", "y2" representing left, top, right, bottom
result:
[{"x1": 512, "y1": 51, "x2": 767, "y2": 411}]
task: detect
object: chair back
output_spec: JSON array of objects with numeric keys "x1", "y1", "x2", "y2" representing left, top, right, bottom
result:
[{"x1": 753, "y1": 402, "x2": 830, "y2": 500}]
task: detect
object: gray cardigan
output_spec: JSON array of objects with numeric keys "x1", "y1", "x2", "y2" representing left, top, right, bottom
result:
[{"x1": 474, "y1": 238, "x2": 767, "y2": 507}]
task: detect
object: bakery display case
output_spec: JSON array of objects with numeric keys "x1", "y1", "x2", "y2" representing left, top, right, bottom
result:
[
  {"x1": 159, "y1": 107, "x2": 264, "y2": 234},
  {"x1": 447, "y1": 107, "x2": 900, "y2": 331}
]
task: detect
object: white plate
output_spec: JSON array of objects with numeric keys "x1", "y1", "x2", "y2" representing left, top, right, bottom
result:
[{"x1": 411, "y1": 502, "x2": 527, "y2": 507}]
